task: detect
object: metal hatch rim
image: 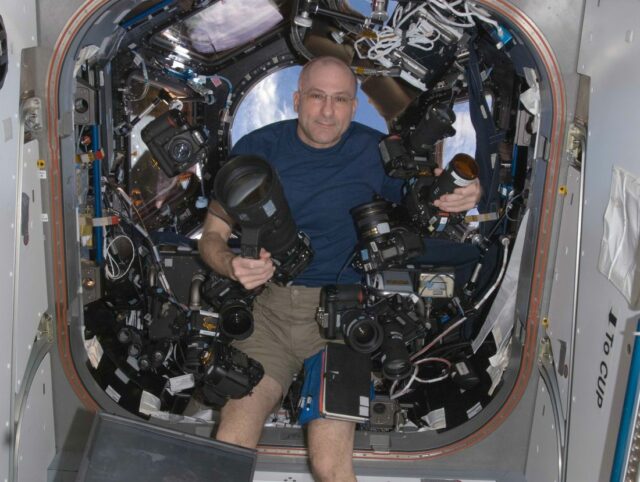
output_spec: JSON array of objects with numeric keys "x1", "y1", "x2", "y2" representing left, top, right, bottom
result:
[{"x1": 44, "y1": 0, "x2": 567, "y2": 460}]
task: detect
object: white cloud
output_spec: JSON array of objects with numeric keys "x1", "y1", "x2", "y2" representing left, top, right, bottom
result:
[{"x1": 231, "y1": 69, "x2": 298, "y2": 144}]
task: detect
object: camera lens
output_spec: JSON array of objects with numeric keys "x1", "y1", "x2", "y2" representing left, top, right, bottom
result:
[
  {"x1": 117, "y1": 326, "x2": 133, "y2": 344},
  {"x1": 342, "y1": 310, "x2": 383, "y2": 354},
  {"x1": 226, "y1": 170, "x2": 271, "y2": 209},
  {"x1": 350, "y1": 200, "x2": 392, "y2": 242},
  {"x1": 169, "y1": 139, "x2": 193, "y2": 163},
  {"x1": 128, "y1": 342, "x2": 142, "y2": 358},
  {"x1": 381, "y1": 322, "x2": 412, "y2": 380},
  {"x1": 219, "y1": 301, "x2": 254, "y2": 340},
  {"x1": 214, "y1": 155, "x2": 313, "y2": 280}
]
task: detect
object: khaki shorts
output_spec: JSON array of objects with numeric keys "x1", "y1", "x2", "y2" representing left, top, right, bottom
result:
[{"x1": 232, "y1": 283, "x2": 327, "y2": 396}]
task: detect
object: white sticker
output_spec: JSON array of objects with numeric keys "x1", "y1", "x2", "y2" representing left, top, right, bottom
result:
[
  {"x1": 359, "y1": 406, "x2": 369, "y2": 417},
  {"x1": 466, "y1": 402, "x2": 482, "y2": 419},
  {"x1": 422, "y1": 407, "x2": 446, "y2": 429},
  {"x1": 450, "y1": 169, "x2": 475, "y2": 187},
  {"x1": 84, "y1": 336, "x2": 103, "y2": 369},
  {"x1": 115, "y1": 368, "x2": 130, "y2": 385},
  {"x1": 168, "y1": 374, "x2": 195, "y2": 394},
  {"x1": 376, "y1": 222, "x2": 390, "y2": 234},
  {"x1": 38, "y1": 170, "x2": 47, "y2": 179},
  {"x1": 164, "y1": 258, "x2": 173, "y2": 268},
  {"x1": 359, "y1": 396, "x2": 369, "y2": 407},
  {"x1": 198, "y1": 329, "x2": 218, "y2": 338},
  {"x1": 262, "y1": 199, "x2": 276, "y2": 217},
  {"x1": 41, "y1": 213, "x2": 49, "y2": 223},
  {"x1": 455, "y1": 362, "x2": 469, "y2": 376},
  {"x1": 199, "y1": 309, "x2": 219, "y2": 318},
  {"x1": 139, "y1": 391, "x2": 161, "y2": 415},
  {"x1": 127, "y1": 355, "x2": 140, "y2": 371},
  {"x1": 106, "y1": 385, "x2": 121, "y2": 403}
]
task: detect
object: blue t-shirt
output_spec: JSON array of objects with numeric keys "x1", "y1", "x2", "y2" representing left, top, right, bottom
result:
[{"x1": 230, "y1": 119, "x2": 403, "y2": 286}]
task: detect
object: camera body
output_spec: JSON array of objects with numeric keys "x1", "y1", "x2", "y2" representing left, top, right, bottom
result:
[
  {"x1": 405, "y1": 176, "x2": 466, "y2": 237},
  {"x1": 213, "y1": 155, "x2": 314, "y2": 284},
  {"x1": 271, "y1": 231, "x2": 314, "y2": 285},
  {"x1": 199, "y1": 339, "x2": 265, "y2": 407},
  {"x1": 379, "y1": 135, "x2": 435, "y2": 179},
  {"x1": 350, "y1": 200, "x2": 424, "y2": 273},
  {"x1": 141, "y1": 109, "x2": 208, "y2": 178},
  {"x1": 405, "y1": 153, "x2": 480, "y2": 241},
  {"x1": 201, "y1": 274, "x2": 256, "y2": 341},
  {"x1": 316, "y1": 284, "x2": 383, "y2": 354},
  {"x1": 380, "y1": 103, "x2": 456, "y2": 179},
  {"x1": 316, "y1": 285, "x2": 421, "y2": 378},
  {"x1": 316, "y1": 284, "x2": 364, "y2": 339}
]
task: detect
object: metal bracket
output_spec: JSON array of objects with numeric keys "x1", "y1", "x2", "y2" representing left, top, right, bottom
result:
[
  {"x1": 567, "y1": 123, "x2": 586, "y2": 169},
  {"x1": 22, "y1": 96, "x2": 42, "y2": 134},
  {"x1": 36, "y1": 312, "x2": 53, "y2": 343}
]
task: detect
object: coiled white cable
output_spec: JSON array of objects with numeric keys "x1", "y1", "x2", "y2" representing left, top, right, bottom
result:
[{"x1": 105, "y1": 234, "x2": 136, "y2": 281}]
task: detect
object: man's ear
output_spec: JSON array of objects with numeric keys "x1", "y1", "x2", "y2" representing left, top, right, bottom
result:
[
  {"x1": 293, "y1": 91, "x2": 300, "y2": 113},
  {"x1": 351, "y1": 97, "x2": 358, "y2": 119}
]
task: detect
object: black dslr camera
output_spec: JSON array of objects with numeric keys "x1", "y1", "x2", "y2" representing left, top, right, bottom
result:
[
  {"x1": 405, "y1": 153, "x2": 481, "y2": 243},
  {"x1": 198, "y1": 339, "x2": 264, "y2": 407},
  {"x1": 213, "y1": 155, "x2": 314, "y2": 285},
  {"x1": 174, "y1": 334, "x2": 264, "y2": 407},
  {"x1": 201, "y1": 274, "x2": 256, "y2": 341},
  {"x1": 316, "y1": 285, "x2": 421, "y2": 380},
  {"x1": 350, "y1": 200, "x2": 424, "y2": 273},
  {"x1": 141, "y1": 109, "x2": 208, "y2": 178},
  {"x1": 316, "y1": 284, "x2": 383, "y2": 354},
  {"x1": 379, "y1": 103, "x2": 456, "y2": 179}
]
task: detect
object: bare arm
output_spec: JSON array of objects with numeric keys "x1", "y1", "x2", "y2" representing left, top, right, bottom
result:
[{"x1": 198, "y1": 201, "x2": 275, "y2": 290}]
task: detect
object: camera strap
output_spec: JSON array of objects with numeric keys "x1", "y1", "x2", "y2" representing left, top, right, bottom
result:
[{"x1": 465, "y1": 32, "x2": 505, "y2": 226}]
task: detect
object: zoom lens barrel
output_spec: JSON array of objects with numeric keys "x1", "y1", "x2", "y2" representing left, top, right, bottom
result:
[
  {"x1": 381, "y1": 321, "x2": 412, "y2": 380},
  {"x1": 341, "y1": 310, "x2": 383, "y2": 354},
  {"x1": 351, "y1": 200, "x2": 392, "y2": 242}
]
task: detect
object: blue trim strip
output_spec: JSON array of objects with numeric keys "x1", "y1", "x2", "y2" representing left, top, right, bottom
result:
[
  {"x1": 92, "y1": 125, "x2": 103, "y2": 264},
  {"x1": 611, "y1": 319, "x2": 640, "y2": 481},
  {"x1": 120, "y1": 0, "x2": 175, "y2": 29}
]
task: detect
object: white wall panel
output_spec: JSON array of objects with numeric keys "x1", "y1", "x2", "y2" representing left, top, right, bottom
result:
[
  {"x1": 568, "y1": 1, "x2": 640, "y2": 480},
  {"x1": 0, "y1": 1, "x2": 39, "y2": 480}
]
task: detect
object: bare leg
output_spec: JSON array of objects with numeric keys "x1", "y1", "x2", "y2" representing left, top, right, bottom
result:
[
  {"x1": 307, "y1": 418, "x2": 357, "y2": 482},
  {"x1": 215, "y1": 374, "x2": 283, "y2": 449}
]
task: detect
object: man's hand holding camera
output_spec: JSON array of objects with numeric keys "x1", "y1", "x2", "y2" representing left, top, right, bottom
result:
[
  {"x1": 230, "y1": 248, "x2": 275, "y2": 290},
  {"x1": 431, "y1": 167, "x2": 482, "y2": 213}
]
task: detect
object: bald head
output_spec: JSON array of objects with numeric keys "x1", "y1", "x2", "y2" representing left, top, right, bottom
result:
[
  {"x1": 293, "y1": 56, "x2": 358, "y2": 149},
  {"x1": 298, "y1": 56, "x2": 358, "y2": 96}
]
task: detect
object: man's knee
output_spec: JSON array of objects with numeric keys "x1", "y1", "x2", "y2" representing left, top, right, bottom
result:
[
  {"x1": 309, "y1": 450, "x2": 353, "y2": 481},
  {"x1": 215, "y1": 375, "x2": 283, "y2": 448},
  {"x1": 307, "y1": 419, "x2": 356, "y2": 482}
]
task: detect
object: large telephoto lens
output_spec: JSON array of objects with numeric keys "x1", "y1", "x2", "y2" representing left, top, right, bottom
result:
[
  {"x1": 381, "y1": 321, "x2": 412, "y2": 380},
  {"x1": 429, "y1": 153, "x2": 479, "y2": 203},
  {"x1": 342, "y1": 310, "x2": 383, "y2": 354},
  {"x1": 214, "y1": 155, "x2": 298, "y2": 257},
  {"x1": 219, "y1": 301, "x2": 254, "y2": 340}
]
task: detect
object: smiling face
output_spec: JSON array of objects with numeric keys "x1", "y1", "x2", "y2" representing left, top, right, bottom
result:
[{"x1": 293, "y1": 58, "x2": 358, "y2": 149}]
